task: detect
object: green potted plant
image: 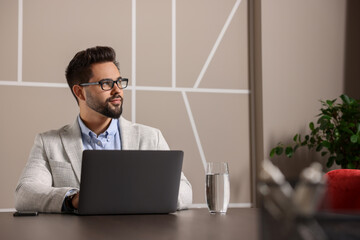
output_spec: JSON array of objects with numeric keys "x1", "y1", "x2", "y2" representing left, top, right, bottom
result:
[{"x1": 270, "y1": 94, "x2": 360, "y2": 169}]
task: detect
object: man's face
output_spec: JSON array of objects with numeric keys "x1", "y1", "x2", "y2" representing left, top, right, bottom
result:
[{"x1": 83, "y1": 62, "x2": 124, "y2": 119}]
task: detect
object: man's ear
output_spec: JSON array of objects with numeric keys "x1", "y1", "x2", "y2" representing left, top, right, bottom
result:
[{"x1": 73, "y1": 85, "x2": 86, "y2": 101}]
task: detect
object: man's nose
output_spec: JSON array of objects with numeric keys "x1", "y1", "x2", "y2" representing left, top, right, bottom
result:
[{"x1": 111, "y1": 82, "x2": 122, "y2": 95}]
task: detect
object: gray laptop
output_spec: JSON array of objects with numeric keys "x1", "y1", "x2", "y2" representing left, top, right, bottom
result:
[{"x1": 76, "y1": 150, "x2": 183, "y2": 215}]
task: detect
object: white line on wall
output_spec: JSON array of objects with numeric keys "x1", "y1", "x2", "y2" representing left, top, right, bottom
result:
[
  {"x1": 17, "y1": 0, "x2": 23, "y2": 83},
  {"x1": 0, "y1": 81, "x2": 68, "y2": 88},
  {"x1": 131, "y1": 86, "x2": 249, "y2": 94},
  {"x1": 193, "y1": 0, "x2": 242, "y2": 88},
  {"x1": 0, "y1": 81, "x2": 250, "y2": 94},
  {"x1": 172, "y1": 0, "x2": 176, "y2": 88},
  {"x1": 131, "y1": 0, "x2": 137, "y2": 124},
  {"x1": 182, "y1": 91, "x2": 207, "y2": 171}
]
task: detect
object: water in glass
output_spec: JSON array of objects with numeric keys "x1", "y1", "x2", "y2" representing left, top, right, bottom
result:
[{"x1": 206, "y1": 173, "x2": 230, "y2": 214}]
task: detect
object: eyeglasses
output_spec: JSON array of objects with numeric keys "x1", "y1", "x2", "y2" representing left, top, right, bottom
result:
[{"x1": 79, "y1": 78, "x2": 128, "y2": 91}]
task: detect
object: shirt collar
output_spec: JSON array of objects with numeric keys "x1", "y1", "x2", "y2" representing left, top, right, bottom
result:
[{"x1": 77, "y1": 116, "x2": 119, "y2": 138}]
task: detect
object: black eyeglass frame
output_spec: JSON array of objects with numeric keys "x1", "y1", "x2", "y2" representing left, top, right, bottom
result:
[{"x1": 79, "y1": 78, "x2": 128, "y2": 91}]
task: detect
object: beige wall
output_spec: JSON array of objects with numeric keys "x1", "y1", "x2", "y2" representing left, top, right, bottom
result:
[
  {"x1": 1, "y1": 0, "x2": 351, "y2": 210},
  {"x1": 0, "y1": 0, "x2": 250, "y2": 208},
  {"x1": 257, "y1": 0, "x2": 347, "y2": 180},
  {"x1": 0, "y1": 1, "x2": 18, "y2": 81}
]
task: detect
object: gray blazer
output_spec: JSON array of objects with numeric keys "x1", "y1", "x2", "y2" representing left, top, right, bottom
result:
[{"x1": 15, "y1": 117, "x2": 192, "y2": 212}]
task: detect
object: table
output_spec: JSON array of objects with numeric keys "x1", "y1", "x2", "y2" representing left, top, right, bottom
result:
[{"x1": 0, "y1": 208, "x2": 259, "y2": 240}]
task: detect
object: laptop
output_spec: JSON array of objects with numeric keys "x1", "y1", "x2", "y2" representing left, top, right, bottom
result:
[{"x1": 76, "y1": 150, "x2": 183, "y2": 215}]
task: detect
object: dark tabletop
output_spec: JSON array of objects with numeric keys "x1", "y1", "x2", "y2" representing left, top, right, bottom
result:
[{"x1": 0, "y1": 208, "x2": 259, "y2": 240}]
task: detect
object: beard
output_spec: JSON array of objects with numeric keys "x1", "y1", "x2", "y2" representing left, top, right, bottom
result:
[{"x1": 85, "y1": 91, "x2": 123, "y2": 119}]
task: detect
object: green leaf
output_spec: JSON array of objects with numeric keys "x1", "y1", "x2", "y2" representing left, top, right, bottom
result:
[
  {"x1": 311, "y1": 127, "x2": 320, "y2": 135},
  {"x1": 342, "y1": 127, "x2": 354, "y2": 135},
  {"x1": 309, "y1": 122, "x2": 315, "y2": 131},
  {"x1": 270, "y1": 148, "x2": 276, "y2": 158},
  {"x1": 326, "y1": 100, "x2": 333, "y2": 107},
  {"x1": 350, "y1": 135, "x2": 358, "y2": 143},
  {"x1": 319, "y1": 119, "x2": 330, "y2": 130},
  {"x1": 322, "y1": 141, "x2": 331, "y2": 148},
  {"x1": 275, "y1": 147, "x2": 283, "y2": 156},
  {"x1": 341, "y1": 94, "x2": 351, "y2": 105},
  {"x1": 357, "y1": 123, "x2": 360, "y2": 134},
  {"x1": 293, "y1": 134, "x2": 298, "y2": 142},
  {"x1": 327, "y1": 98, "x2": 337, "y2": 107},
  {"x1": 327, "y1": 156, "x2": 336, "y2": 168},
  {"x1": 316, "y1": 145, "x2": 323, "y2": 152},
  {"x1": 321, "y1": 151, "x2": 328, "y2": 156},
  {"x1": 285, "y1": 147, "x2": 293, "y2": 158},
  {"x1": 321, "y1": 115, "x2": 332, "y2": 120}
]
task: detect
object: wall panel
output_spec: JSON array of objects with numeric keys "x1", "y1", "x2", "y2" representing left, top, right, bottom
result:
[
  {"x1": 137, "y1": 0, "x2": 172, "y2": 87},
  {"x1": 23, "y1": 0, "x2": 132, "y2": 83},
  {"x1": 0, "y1": 0, "x2": 250, "y2": 208},
  {"x1": 0, "y1": 0, "x2": 18, "y2": 81}
]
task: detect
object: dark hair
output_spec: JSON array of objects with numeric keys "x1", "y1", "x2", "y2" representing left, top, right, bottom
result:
[{"x1": 65, "y1": 46, "x2": 120, "y2": 103}]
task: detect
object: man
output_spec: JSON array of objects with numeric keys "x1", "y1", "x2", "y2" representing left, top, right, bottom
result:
[{"x1": 15, "y1": 46, "x2": 192, "y2": 213}]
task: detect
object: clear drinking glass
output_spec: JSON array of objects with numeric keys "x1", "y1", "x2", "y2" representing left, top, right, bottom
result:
[{"x1": 206, "y1": 162, "x2": 230, "y2": 214}]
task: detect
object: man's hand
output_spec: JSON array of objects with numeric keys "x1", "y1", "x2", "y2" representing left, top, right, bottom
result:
[{"x1": 72, "y1": 193, "x2": 80, "y2": 209}]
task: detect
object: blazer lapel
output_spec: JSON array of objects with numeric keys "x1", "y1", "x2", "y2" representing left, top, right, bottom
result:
[
  {"x1": 119, "y1": 117, "x2": 139, "y2": 150},
  {"x1": 60, "y1": 119, "x2": 83, "y2": 182},
  {"x1": 59, "y1": 117, "x2": 138, "y2": 181}
]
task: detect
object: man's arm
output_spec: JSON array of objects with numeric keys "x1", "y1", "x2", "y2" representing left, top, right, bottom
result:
[
  {"x1": 177, "y1": 172, "x2": 193, "y2": 210},
  {"x1": 157, "y1": 131, "x2": 193, "y2": 210},
  {"x1": 15, "y1": 134, "x2": 74, "y2": 213}
]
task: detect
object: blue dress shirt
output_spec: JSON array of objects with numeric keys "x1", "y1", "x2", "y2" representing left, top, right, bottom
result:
[{"x1": 77, "y1": 116, "x2": 121, "y2": 150}]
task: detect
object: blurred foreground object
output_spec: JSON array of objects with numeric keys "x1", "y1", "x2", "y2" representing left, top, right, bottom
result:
[{"x1": 258, "y1": 159, "x2": 327, "y2": 240}]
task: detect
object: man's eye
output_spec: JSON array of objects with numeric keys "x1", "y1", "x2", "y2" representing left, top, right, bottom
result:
[{"x1": 102, "y1": 81, "x2": 112, "y2": 86}]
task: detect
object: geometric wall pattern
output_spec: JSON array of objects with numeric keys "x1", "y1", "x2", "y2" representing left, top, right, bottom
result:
[{"x1": 0, "y1": 0, "x2": 251, "y2": 209}]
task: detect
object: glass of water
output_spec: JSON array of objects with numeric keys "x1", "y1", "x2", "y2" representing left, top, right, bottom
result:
[{"x1": 206, "y1": 162, "x2": 230, "y2": 214}]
